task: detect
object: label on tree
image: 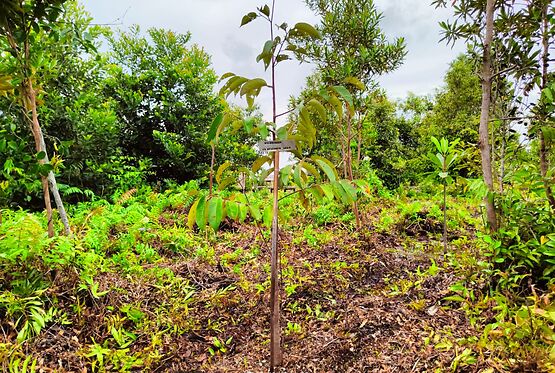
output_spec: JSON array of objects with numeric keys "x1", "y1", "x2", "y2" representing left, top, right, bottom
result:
[{"x1": 258, "y1": 140, "x2": 296, "y2": 152}]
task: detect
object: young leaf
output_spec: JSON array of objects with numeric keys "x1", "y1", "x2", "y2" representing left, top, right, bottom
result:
[
  {"x1": 307, "y1": 98, "x2": 327, "y2": 121},
  {"x1": 312, "y1": 156, "x2": 338, "y2": 182},
  {"x1": 207, "y1": 113, "x2": 224, "y2": 142},
  {"x1": 259, "y1": 4, "x2": 270, "y2": 17},
  {"x1": 226, "y1": 200, "x2": 239, "y2": 220},
  {"x1": 263, "y1": 205, "x2": 273, "y2": 227},
  {"x1": 241, "y1": 12, "x2": 258, "y2": 26},
  {"x1": 252, "y1": 155, "x2": 272, "y2": 172},
  {"x1": 216, "y1": 161, "x2": 231, "y2": 184},
  {"x1": 240, "y1": 78, "x2": 268, "y2": 97},
  {"x1": 292, "y1": 22, "x2": 321, "y2": 39},
  {"x1": 208, "y1": 197, "x2": 224, "y2": 230},
  {"x1": 332, "y1": 85, "x2": 354, "y2": 107},
  {"x1": 196, "y1": 195, "x2": 207, "y2": 230},
  {"x1": 188, "y1": 198, "x2": 200, "y2": 229}
]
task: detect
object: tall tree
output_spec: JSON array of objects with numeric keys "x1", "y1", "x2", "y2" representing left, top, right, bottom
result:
[
  {"x1": 298, "y1": 0, "x2": 406, "y2": 178},
  {"x1": 105, "y1": 26, "x2": 222, "y2": 183}
]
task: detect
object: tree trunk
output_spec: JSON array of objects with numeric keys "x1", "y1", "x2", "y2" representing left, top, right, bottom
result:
[
  {"x1": 540, "y1": 1, "x2": 555, "y2": 210},
  {"x1": 499, "y1": 120, "x2": 506, "y2": 195},
  {"x1": 357, "y1": 115, "x2": 363, "y2": 164},
  {"x1": 346, "y1": 109, "x2": 361, "y2": 229},
  {"x1": 479, "y1": 0, "x2": 498, "y2": 231},
  {"x1": 24, "y1": 81, "x2": 53, "y2": 237},
  {"x1": 269, "y1": 2, "x2": 282, "y2": 369},
  {"x1": 27, "y1": 79, "x2": 71, "y2": 236},
  {"x1": 443, "y1": 182, "x2": 447, "y2": 252}
]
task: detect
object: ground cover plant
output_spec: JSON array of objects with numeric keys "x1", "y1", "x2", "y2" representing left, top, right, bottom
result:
[{"x1": 1, "y1": 0, "x2": 554, "y2": 372}]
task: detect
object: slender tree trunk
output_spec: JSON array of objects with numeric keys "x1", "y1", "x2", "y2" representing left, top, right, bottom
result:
[
  {"x1": 346, "y1": 109, "x2": 361, "y2": 229},
  {"x1": 269, "y1": 1, "x2": 282, "y2": 369},
  {"x1": 25, "y1": 80, "x2": 54, "y2": 237},
  {"x1": 443, "y1": 183, "x2": 447, "y2": 252},
  {"x1": 539, "y1": 1, "x2": 555, "y2": 210},
  {"x1": 499, "y1": 120, "x2": 506, "y2": 195},
  {"x1": 357, "y1": 115, "x2": 363, "y2": 164},
  {"x1": 479, "y1": 0, "x2": 498, "y2": 231},
  {"x1": 27, "y1": 80, "x2": 71, "y2": 236}
]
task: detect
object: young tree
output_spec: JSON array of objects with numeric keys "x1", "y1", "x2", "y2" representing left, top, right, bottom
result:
[
  {"x1": 429, "y1": 137, "x2": 460, "y2": 252},
  {"x1": 298, "y1": 0, "x2": 406, "y2": 178},
  {"x1": 0, "y1": 0, "x2": 71, "y2": 235}
]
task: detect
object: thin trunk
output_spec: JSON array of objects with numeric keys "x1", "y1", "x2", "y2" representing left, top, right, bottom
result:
[
  {"x1": 479, "y1": 0, "x2": 498, "y2": 231},
  {"x1": 539, "y1": 1, "x2": 555, "y2": 210},
  {"x1": 443, "y1": 183, "x2": 447, "y2": 253},
  {"x1": 499, "y1": 121, "x2": 506, "y2": 195},
  {"x1": 28, "y1": 80, "x2": 71, "y2": 236},
  {"x1": 356, "y1": 115, "x2": 363, "y2": 164},
  {"x1": 25, "y1": 80, "x2": 54, "y2": 237},
  {"x1": 269, "y1": 0, "x2": 282, "y2": 369},
  {"x1": 346, "y1": 109, "x2": 360, "y2": 229},
  {"x1": 339, "y1": 119, "x2": 348, "y2": 179}
]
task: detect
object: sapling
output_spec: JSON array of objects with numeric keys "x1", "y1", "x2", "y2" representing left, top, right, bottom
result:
[
  {"x1": 199, "y1": 1, "x2": 369, "y2": 369},
  {"x1": 428, "y1": 136, "x2": 460, "y2": 252}
]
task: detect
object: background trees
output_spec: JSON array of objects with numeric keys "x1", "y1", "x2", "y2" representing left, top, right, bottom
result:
[{"x1": 105, "y1": 27, "x2": 222, "y2": 184}]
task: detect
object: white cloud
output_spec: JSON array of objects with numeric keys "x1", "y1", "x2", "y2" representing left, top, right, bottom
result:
[{"x1": 81, "y1": 0, "x2": 465, "y2": 113}]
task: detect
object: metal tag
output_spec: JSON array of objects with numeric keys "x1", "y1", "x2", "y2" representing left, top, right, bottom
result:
[{"x1": 258, "y1": 140, "x2": 296, "y2": 153}]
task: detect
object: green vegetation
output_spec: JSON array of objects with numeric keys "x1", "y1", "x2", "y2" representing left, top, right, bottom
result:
[{"x1": 0, "y1": 0, "x2": 554, "y2": 371}]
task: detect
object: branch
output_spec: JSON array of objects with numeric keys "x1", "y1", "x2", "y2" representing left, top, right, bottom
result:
[{"x1": 275, "y1": 108, "x2": 294, "y2": 118}]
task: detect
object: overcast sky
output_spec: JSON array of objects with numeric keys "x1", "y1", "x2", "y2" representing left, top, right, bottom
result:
[{"x1": 81, "y1": 0, "x2": 465, "y2": 118}]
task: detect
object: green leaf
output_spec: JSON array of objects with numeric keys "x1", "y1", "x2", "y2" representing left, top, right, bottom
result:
[
  {"x1": 250, "y1": 204, "x2": 262, "y2": 221},
  {"x1": 216, "y1": 161, "x2": 231, "y2": 184},
  {"x1": 238, "y1": 203, "x2": 248, "y2": 222},
  {"x1": 226, "y1": 200, "x2": 239, "y2": 220},
  {"x1": 300, "y1": 160, "x2": 321, "y2": 181},
  {"x1": 332, "y1": 181, "x2": 353, "y2": 204},
  {"x1": 252, "y1": 156, "x2": 272, "y2": 172},
  {"x1": 241, "y1": 12, "x2": 258, "y2": 26},
  {"x1": 292, "y1": 22, "x2": 321, "y2": 39},
  {"x1": 217, "y1": 176, "x2": 236, "y2": 191},
  {"x1": 320, "y1": 184, "x2": 335, "y2": 200},
  {"x1": 344, "y1": 76, "x2": 365, "y2": 90},
  {"x1": 307, "y1": 98, "x2": 327, "y2": 121},
  {"x1": 195, "y1": 195, "x2": 207, "y2": 230},
  {"x1": 259, "y1": 4, "x2": 270, "y2": 17},
  {"x1": 240, "y1": 78, "x2": 268, "y2": 97},
  {"x1": 207, "y1": 113, "x2": 224, "y2": 142},
  {"x1": 312, "y1": 156, "x2": 337, "y2": 182},
  {"x1": 36, "y1": 151, "x2": 47, "y2": 160},
  {"x1": 328, "y1": 94, "x2": 343, "y2": 118},
  {"x1": 339, "y1": 180, "x2": 358, "y2": 202},
  {"x1": 293, "y1": 164, "x2": 305, "y2": 189},
  {"x1": 220, "y1": 72, "x2": 235, "y2": 81},
  {"x1": 221, "y1": 76, "x2": 249, "y2": 96},
  {"x1": 188, "y1": 198, "x2": 200, "y2": 229},
  {"x1": 263, "y1": 205, "x2": 273, "y2": 227},
  {"x1": 208, "y1": 197, "x2": 224, "y2": 230},
  {"x1": 332, "y1": 85, "x2": 354, "y2": 107},
  {"x1": 244, "y1": 117, "x2": 256, "y2": 134}
]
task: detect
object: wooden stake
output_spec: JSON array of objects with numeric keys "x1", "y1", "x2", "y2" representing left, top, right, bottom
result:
[{"x1": 270, "y1": 149, "x2": 282, "y2": 371}]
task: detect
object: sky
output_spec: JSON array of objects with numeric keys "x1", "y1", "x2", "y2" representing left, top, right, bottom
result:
[{"x1": 81, "y1": 0, "x2": 466, "y2": 120}]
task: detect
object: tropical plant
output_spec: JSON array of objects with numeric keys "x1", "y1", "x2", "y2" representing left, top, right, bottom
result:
[{"x1": 428, "y1": 136, "x2": 460, "y2": 252}]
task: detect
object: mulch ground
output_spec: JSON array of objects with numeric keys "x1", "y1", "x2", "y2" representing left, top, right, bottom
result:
[{"x1": 22, "y1": 220, "x2": 497, "y2": 372}]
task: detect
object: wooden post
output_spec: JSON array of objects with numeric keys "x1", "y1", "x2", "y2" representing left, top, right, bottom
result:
[{"x1": 270, "y1": 149, "x2": 282, "y2": 371}]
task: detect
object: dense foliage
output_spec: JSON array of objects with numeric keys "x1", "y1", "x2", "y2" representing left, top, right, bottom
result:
[{"x1": 0, "y1": 0, "x2": 554, "y2": 371}]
